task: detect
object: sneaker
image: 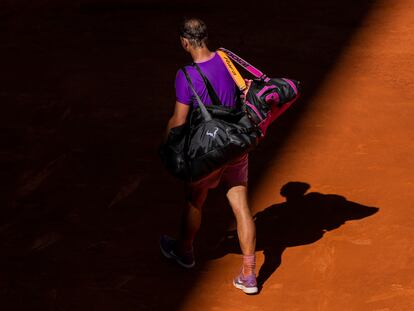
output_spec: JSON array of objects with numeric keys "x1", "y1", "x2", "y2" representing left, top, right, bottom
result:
[
  {"x1": 159, "y1": 235, "x2": 195, "y2": 269},
  {"x1": 233, "y1": 272, "x2": 258, "y2": 294}
]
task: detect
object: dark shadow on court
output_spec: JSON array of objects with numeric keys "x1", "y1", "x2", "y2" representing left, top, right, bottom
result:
[
  {"x1": 1, "y1": 0, "x2": 379, "y2": 310},
  {"x1": 209, "y1": 182, "x2": 379, "y2": 289}
]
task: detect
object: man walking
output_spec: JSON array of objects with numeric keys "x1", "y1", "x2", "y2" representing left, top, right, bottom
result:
[{"x1": 160, "y1": 18, "x2": 258, "y2": 294}]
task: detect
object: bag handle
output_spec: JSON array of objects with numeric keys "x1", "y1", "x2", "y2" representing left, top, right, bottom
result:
[
  {"x1": 218, "y1": 47, "x2": 271, "y2": 82},
  {"x1": 192, "y1": 63, "x2": 222, "y2": 107},
  {"x1": 181, "y1": 67, "x2": 212, "y2": 122}
]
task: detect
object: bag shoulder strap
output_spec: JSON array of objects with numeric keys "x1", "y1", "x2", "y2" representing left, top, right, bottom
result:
[
  {"x1": 192, "y1": 63, "x2": 222, "y2": 107},
  {"x1": 218, "y1": 47, "x2": 271, "y2": 82},
  {"x1": 181, "y1": 67, "x2": 212, "y2": 121},
  {"x1": 216, "y1": 50, "x2": 247, "y2": 92}
]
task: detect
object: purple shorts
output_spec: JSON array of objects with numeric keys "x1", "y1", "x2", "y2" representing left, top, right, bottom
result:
[{"x1": 189, "y1": 153, "x2": 249, "y2": 190}]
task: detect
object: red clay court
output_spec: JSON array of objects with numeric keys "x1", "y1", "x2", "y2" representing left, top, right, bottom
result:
[{"x1": 1, "y1": 0, "x2": 414, "y2": 310}]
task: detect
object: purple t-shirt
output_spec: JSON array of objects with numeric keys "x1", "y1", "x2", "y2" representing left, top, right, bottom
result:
[{"x1": 175, "y1": 52, "x2": 238, "y2": 108}]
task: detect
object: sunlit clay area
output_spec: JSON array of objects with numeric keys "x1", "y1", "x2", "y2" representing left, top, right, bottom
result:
[{"x1": 2, "y1": 0, "x2": 414, "y2": 310}]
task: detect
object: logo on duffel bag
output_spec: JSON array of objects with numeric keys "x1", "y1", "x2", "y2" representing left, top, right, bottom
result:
[{"x1": 206, "y1": 127, "x2": 219, "y2": 138}]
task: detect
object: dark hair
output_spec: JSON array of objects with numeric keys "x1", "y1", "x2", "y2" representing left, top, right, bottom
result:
[{"x1": 179, "y1": 18, "x2": 208, "y2": 48}]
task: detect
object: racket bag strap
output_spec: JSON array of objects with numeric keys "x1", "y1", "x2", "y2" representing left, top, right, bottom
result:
[
  {"x1": 218, "y1": 47, "x2": 270, "y2": 82},
  {"x1": 216, "y1": 50, "x2": 247, "y2": 92}
]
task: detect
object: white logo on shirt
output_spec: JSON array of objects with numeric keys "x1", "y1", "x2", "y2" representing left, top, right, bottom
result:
[{"x1": 206, "y1": 127, "x2": 219, "y2": 138}]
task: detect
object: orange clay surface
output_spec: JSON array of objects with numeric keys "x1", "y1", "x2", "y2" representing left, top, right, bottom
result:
[{"x1": 1, "y1": 1, "x2": 414, "y2": 310}]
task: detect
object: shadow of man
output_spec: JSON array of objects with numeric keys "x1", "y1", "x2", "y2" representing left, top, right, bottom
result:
[{"x1": 210, "y1": 181, "x2": 379, "y2": 289}]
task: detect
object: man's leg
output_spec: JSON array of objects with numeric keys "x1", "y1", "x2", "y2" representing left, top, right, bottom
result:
[
  {"x1": 160, "y1": 185, "x2": 209, "y2": 268},
  {"x1": 227, "y1": 184, "x2": 258, "y2": 293},
  {"x1": 177, "y1": 185, "x2": 209, "y2": 253},
  {"x1": 161, "y1": 169, "x2": 222, "y2": 268},
  {"x1": 226, "y1": 185, "x2": 256, "y2": 274}
]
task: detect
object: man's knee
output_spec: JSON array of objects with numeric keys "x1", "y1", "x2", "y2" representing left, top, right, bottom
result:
[
  {"x1": 186, "y1": 187, "x2": 208, "y2": 210},
  {"x1": 226, "y1": 185, "x2": 248, "y2": 206},
  {"x1": 227, "y1": 185, "x2": 247, "y2": 196}
]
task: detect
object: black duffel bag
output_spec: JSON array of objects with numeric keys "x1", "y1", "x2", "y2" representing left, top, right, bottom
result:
[{"x1": 159, "y1": 64, "x2": 258, "y2": 182}]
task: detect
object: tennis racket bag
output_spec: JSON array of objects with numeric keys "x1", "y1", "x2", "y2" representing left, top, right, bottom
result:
[{"x1": 217, "y1": 48, "x2": 301, "y2": 137}]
